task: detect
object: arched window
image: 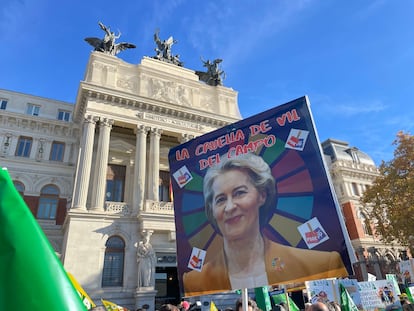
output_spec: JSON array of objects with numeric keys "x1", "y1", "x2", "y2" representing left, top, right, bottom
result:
[
  {"x1": 37, "y1": 185, "x2": 60, "y2": 219},
  {"x1": 102, "y1": 236, "x2": 125, "y2": 287},
  {"x1": 13, "y1": 181, "x2": 25, "y2": 196}
]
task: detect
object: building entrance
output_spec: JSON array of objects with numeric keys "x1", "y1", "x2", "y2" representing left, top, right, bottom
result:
[{"x1": 155, "y1": 267, "x2": 180, "y2": 309}]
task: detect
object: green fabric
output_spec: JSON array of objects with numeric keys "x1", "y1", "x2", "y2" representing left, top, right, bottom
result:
[
  {"x1": 271, "y1": 291, "x2": 300, "y2": 311},
  {"x1": 0, "y1": 168, "x2": 87, "y2": 310},
  {"x1": 254, "y1": 287, "x2": 272, "y2": 311},
  {"x1": 340, "y1": 283, "x2": 359, "y2": 311}
]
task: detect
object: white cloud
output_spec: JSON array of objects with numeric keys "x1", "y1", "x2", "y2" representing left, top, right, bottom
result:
[{"x1": 312, "y1": 95, "x2": 388, "y2": 117}]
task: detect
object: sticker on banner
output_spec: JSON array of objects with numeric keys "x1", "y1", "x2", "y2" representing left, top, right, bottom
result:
[
  {"x1": 187, "y1": 247, "x2": 206, "y2": 272},
  {"x1": 285, "y1": 129, "x2": 309, "y2": 151},
  {"x1": 172, "y1": 166, "x2": 193, "y2": 188},
  {"x1": 297, "y1": 217, "x2": 329, "y2": 249}
]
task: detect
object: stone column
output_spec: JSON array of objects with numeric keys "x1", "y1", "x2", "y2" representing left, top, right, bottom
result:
[
  {"x1": 148, "y1": 128, "x2": 162, "y2": 201},
  {"x1": 132, "y1": 125, "x2": 149, "y2": 215},
  {"x1": 72, "y1": 115, "x2": 98, "y2": 210},
  {"x1": 356, "y1": 246, "x2": 368, "y2": 281},
  {"x1": 368, "y1": 247, "x2": 383, "y2": 280},
  {"x1": 90, "y1": 118, "x2": 113, "y2": 211}
]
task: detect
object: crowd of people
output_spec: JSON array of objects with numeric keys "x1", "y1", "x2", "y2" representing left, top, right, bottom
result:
[{"x1": 152, "y1": 292, "x2": 414, "y2": 311}]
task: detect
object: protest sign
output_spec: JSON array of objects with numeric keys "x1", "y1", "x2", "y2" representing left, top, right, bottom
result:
[{"x1": 168, "y1": 97, "x2": 354, "y2": 296}]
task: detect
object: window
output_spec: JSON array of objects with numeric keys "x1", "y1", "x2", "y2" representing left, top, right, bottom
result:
[
  {"x1": 27, "y1": 103, "x2": 40, "y2": 116},
  {"x1": 13, "y1": 181, "x2": 25, "y2": 196},
  {"x1": 351, "y1": 182, "x2": 360, "y2": 196},
  {"x1": 37, "y1": 185, "x2": 59, "y2": 219},
  {"x1": 0, "y1": 100, "x2": 7, "y2": 110},
  {"x1": 159, "y1": 170, "x2": 172, "y2": 202},
  {"x1": 102, "y1": 236, "x2": 125, "y2": 287},
  {"x1": 58, "y1": 110, "x2": 71, "y2": 121},
  {"x1": 106, "y1": 165, "x2": 125, "y2": 202},
  {"x1": 50, "y1": 141, "x2": 65, "y2": 161},
  {"x1": 15, "y1": 136, "x2": 32, "y2": 157}
]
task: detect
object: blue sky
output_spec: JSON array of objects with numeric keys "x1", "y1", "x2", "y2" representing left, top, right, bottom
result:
[{"x1": 1, "y1": 0, "x2": 413, "y2": 165}]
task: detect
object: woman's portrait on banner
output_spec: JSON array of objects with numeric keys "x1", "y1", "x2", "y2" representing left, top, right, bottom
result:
[{"x1": 183, "y1": 152, "x2": 348, "y2": 295}]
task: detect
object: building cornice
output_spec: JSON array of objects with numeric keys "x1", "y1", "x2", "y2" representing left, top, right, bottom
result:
[
  {"x1": 0, "y1": 110, "x2": 80, "y2": 139},
  {"x1": 75, "y1": 84, "x2": 238, "y2": 130}
]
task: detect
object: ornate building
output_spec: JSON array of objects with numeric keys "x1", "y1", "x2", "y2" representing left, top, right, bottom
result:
[
  {"x1": 0, "y1": 50, "x2": 240, "y2": 310},
  {"x1": 322, "y1": 139, "x2": 405, "y2": 281}
]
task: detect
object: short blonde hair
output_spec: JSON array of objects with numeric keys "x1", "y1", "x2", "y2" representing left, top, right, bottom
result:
[{"x1": 203, "y1": 153, "x2": 276, "y2": 233}]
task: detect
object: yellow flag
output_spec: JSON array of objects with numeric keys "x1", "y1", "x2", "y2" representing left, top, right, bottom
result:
[
  {"x1": 68, "y1": 272, "x2": 96, "y2": 309},
  {"x1": 101, "y1": 299, "x2": 129, "y2": 311},
  {"x1": 210, "y1": 301, "x2": 218, "y2": 311}
]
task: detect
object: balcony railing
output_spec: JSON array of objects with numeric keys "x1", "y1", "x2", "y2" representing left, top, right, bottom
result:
[
  {"x1": 142, "y1": 200, "x2": 174, "y2": 215},
  {"x1": 105, "y1": 201, "x2": 130, "y2": 215},
  {"x1": 104, "y1": 200, "x2": 174, "y2": 216}
]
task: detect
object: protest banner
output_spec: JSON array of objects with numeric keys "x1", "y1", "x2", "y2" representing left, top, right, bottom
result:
[
  {"x1": 338, "y1": 279, "x2": 363, "y2": 310},
  {"x1": 168, "y1": 96, "x2": 354, "y2": 296},
  {"x1": 358, "y1": 280, "x2": 401, "y2": 310},
  {"x1": 340, "y1": 283, "x2": 359, "y2": 311},
  {"x1": 306, "y1": 279, "x2": 338, "y2": 304},
  {"x1": 399, "y1": 260, "x2": 414, "y2": 286}
]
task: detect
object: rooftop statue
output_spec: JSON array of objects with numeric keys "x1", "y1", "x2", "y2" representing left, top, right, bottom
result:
[
  {"x1": 85, "y1": 22, "x2": 136, "y2": 56},
  {"x1": 153, "y1": 29, "x2": 183, "y2": 66},
  {"x1": 196, "y1": 58, "x2": 226, "y2": 86}
]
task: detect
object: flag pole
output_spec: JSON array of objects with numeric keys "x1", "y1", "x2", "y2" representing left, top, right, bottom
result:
[
  {"x1": 282, "y1": 285, "x2": 290, "y2": 311},
  {"x1": 242, "y1": 288, "x2": 249, "y2": 311}
]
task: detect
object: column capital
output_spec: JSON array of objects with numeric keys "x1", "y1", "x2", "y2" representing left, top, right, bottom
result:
[
  {"x1": 100, "y1": 118, "x2": 114, "y2": 128},
  {"x1": 150, "y1": 128, "x2": 163, "y2": 136},
  {"x1": 136, "y1": 125, "x2": 150, "y2": 134},
  {"x1": 85, "y1": 114, "x2": 99, "y2": 124},
  {"x1": 180, "y1": 133, "x2": 195, "y2": 143}
]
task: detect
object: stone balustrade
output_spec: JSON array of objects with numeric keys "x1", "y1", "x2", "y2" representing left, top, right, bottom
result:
[
  {"x1": 105, "y1": 201, "x2": 130, "y2": 215},
  {"x1": 142, "y1": 200, "x2": 174, "y2": 215}
]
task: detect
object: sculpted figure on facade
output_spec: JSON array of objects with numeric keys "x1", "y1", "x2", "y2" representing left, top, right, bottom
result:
[
  {"x1": 85, "y1": 22, "x2": 136, "y2": 56},
  {"x1": 137, "y1": 230, "x2": 156, "y2": 288},
  {"x1": 153, "y1": 29, "x2": 183, "y2": 66},
  {"x1": 196, "y1": 58, "x2": 226, "y2": 86}
]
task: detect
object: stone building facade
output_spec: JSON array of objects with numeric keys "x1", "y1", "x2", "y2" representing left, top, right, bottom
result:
[{"x1": 0, "y1": 51, "x2": 240, "y2": 310}]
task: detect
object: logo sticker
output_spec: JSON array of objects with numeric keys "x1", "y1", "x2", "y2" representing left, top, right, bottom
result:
[
  {"x1": 297, "y1": 217, "x2": 329, "y2": 249},
  {"x1": 187, "y1": 247, "x2": 206, "y2": 272},
  {"x1": 172, "y1": 166, "x2": 193, "y2": 188},
  {"x1": 285, "y1": 129, "x2": 309, "y2": 151}
]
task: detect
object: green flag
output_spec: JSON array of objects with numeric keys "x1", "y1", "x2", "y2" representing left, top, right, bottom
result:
[
  {"x1": 255, "y1": 286, "x2": 272, "y2": 311},
  {"x1": 270, "y1": 289, "x2": 300, "y2": 311},
  {"x1": 340, "y1": 283, "x2": 359, "y2": 311},
  {"x1": 0, "y1": 168, "x2": 87, "y2": 310}
]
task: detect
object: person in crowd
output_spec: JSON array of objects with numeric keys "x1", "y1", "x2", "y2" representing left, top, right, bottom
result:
[
  {"x1": 326, "y1": 301, "x2": 340, "y2": 311},
  {"x1": 183, "y1": 152, "x2": 348, "y2": 293},
  {"x1": 304, "y1": 302, "x2": 313, "y2": 311},
  {"x1": 310, "y1": 302, "x2": 329, "y2": 311},
  {"x1": 235, "y1": 298, "x2": 259, "y2": 311},
  {"x1": 401, "y1": 297, "x2": 414, "y2": 311},
  {"x1": 179, "y1": 300, "x2": 190, "y2": 311},
  {"x1": 159, "y1": 304, "x2": 180, "y2": 311}
]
